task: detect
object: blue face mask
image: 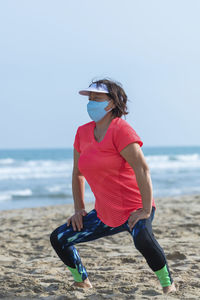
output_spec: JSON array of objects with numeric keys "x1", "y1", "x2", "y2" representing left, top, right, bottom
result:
[{"x1": 87, "y1": 100, "x2": 113, "y2": 122}]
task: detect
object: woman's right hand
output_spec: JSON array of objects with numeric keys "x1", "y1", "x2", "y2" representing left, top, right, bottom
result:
[{"x1": 67, "y1": 209, "x2": 87, "y2": 231}]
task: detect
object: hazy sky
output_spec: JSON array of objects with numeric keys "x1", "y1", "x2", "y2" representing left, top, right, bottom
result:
[{"x1": 0, "y1": 0, "x2": 199, "y2": 149}]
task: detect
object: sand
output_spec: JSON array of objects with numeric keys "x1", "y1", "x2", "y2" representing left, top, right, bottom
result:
[{"x1": 0, "y1": 194, "x2": 200, "y2": 300}]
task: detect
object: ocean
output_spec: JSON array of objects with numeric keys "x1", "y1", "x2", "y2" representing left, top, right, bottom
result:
[{"x1": 0, "y1": 146, "x2": 200, "y2": 211}]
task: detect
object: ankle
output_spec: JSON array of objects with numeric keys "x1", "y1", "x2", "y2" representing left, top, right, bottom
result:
[
  {"x1": 72, "y1": 278, "x2": 93, "y2": 289},
  {"x1": 163, "y1": 282, "x2": 176, "y2": 294}
]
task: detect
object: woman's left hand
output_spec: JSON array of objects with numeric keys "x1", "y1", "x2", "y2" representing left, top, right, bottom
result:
[{"x1": 128, "y1": 208, "x2": 151, "y2": 231}]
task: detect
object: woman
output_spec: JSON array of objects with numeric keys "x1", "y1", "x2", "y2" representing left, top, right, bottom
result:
[{"x1": 50, "y1": 79, "x2": 176, "y2": 294}]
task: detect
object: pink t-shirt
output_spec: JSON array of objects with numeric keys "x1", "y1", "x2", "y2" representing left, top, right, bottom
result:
[{"x1": 73, "y1": 117, "x2": 155, "y2": 227}]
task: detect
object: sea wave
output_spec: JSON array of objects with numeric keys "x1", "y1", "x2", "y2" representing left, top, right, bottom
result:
[
  {"x1": 0, "y1": 154, "x2": 199, "y2": 181},
  {"x1": 0, "y1": 158, "x2": 15, "y2": 165},
  {"x1": 46, "y1": 184, "x2": 67, "y2": 193},
  {"x1": 0, "y1": 160, "x2": 73, "y2": 180},
  {"x1": 146, "y1": 153, "x2": 200, "y2": 170},
  {"x1": 0, "y1": 188, "x2": 73, "y2": 202},
  {"x1": 0, "y1": 194, "x2": 12, "y2": 202},
  {"x1": 0, "y1": 189, "x2": 32, "y2": 202}
]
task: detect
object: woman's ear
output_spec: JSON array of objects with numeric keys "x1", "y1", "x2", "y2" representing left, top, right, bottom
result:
[
  {"x1": 110, "y1": 100, "x2": 116, "y2": 109},
  {"x1": 106, "y1": 100, "x2": 115, "y2": 111}
]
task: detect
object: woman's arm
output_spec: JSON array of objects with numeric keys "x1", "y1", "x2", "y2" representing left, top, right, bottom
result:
[
  {"x1": 72, "y1": 148, "x2": 85, "y2": 211},
  {"x1": 67, "y1": 148, "x2": 87, "y2": 231},
  {"x1": 120, "y1": 142, "x2": 153, "y2": 229}
]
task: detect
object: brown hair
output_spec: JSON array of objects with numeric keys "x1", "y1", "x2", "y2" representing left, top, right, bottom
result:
[{"x1": 89, "y1": 78, "x2": 129, "y2": 119}]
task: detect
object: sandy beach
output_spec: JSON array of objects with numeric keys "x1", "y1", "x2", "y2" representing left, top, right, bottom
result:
[{"x1": 0, "y1": 194, "x2": 200, "y2": 299}]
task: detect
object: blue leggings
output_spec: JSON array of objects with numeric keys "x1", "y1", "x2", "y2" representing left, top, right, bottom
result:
[{"x1": 50, "y1": 207, "x2": 173, "y2": 287}]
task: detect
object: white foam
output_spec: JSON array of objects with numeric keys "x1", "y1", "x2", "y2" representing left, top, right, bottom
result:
[
  {"x1": 11, "y1": 189, "x2": 32, "y2": 196},
  {"x1": 0, "y1": 158, "x2": 15, "y2": 165},
  {"x1": 0, "y1": 159, "x2": 73, "y2": 180},
  {"x1": 146, "y1": 154, "x2": 200, "y2": 170},
  {"x1": 46, "y1": 185, "x2": 65, "y2": 193},
  {"x1": 177, "y1": 153, "x2": 199, "y2": 161},
  {"x1": 0, "y1": 154, "x2": 199, "y2": 181},
  {"x1": 0, "y1": 194, "x2": 12, "y2": 202},
  {"x1": 0, "y1": 189, "x2": 33, "y2": 202}
]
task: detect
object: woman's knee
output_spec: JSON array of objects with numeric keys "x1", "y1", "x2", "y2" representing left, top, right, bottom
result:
[
  {"x1": 50, "y1": 228, "x2": 60, "y2": 249},
  {"x1": 50, "y1": 224, "x2": 72, "y2": 250}
]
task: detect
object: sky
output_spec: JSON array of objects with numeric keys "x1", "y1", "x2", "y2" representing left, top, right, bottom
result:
[{"x1": 0, "y1": 0, "x2": 199, "y2": 149}]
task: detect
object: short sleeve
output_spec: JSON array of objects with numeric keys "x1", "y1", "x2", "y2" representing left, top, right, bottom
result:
[
  {"x1": 114, "y1": 122, "x2": 143, "y2": 152},
  {"x1": 73, "y1": 127, "x2": 81, "y2": 153}
]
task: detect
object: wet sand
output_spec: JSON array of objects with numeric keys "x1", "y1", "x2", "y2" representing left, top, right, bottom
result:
[{"x1": 0, "y1": 194, "x2": 200, "y2": 299}]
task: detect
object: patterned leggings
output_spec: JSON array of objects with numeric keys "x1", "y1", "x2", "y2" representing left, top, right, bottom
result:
[{"x1": 50, "y1": 207, "x2": 173, "y2": 287}]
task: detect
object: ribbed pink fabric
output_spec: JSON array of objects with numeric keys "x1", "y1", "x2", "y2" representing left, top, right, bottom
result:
[{"x1": 73, "y1": 117, "x2": 155, "y2": 227}]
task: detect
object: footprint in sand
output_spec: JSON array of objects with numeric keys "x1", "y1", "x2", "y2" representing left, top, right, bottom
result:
[
  {"x1": 142, "y1": 289, "x2": 162, "y2": 296},
  {"x1": 121, "y1": 257, "x2": 136, "y2": 264},
  {"x1": 166, "y1": 251, "x2": 186, "y2": 260}
]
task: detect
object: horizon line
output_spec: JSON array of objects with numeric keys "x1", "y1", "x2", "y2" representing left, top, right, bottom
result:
[{"x1": 0, "y1": 145, "x2": 200, "y2": 151}]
